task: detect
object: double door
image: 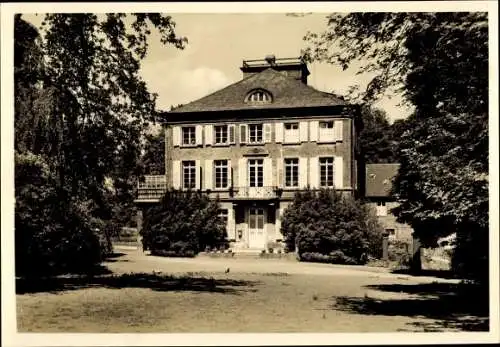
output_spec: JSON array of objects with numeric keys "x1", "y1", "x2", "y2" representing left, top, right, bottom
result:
[{"x1": 248, "y1": 207, "x2": 265, "y2": 248}]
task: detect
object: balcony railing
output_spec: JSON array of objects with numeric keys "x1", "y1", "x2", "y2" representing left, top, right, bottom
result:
[
  {"x1": 137, "y1": 175, "x2": 167, "y2": 201},
  {"x1": 233, "y1": 186, "x2": 279, "y2": 199}
]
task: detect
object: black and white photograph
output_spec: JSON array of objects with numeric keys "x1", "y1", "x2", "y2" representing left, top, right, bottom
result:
[{"x1": 1, "y1": 1, "x2": 498, "y2": 346}]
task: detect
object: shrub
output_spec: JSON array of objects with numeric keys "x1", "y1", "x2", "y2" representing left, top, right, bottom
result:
[
  {"x1": 141, "y1": 189, "x2": 227, "y2": 256},
  {"x1": 15, "y1": 152, "x2": 104, "y2": 277},
  {"x1": 281, "y1": 188, "x2": 385, "y2": 264},
  {"x1": 300, "y1": 251, "x2": 358, "y2": 265}
]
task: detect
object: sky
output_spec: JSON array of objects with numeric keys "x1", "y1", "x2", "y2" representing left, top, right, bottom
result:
[{"x1": 25, "y1": 13, "x2": 412, "y2": 122}]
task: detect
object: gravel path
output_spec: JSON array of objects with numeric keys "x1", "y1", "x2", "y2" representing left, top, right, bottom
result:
[{"x1": 111, "y1": 246, "x2": 459, "y2": 284}]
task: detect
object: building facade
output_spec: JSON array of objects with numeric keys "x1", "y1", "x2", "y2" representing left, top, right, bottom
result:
[
  {"x1": 136, "y1": 56, "x2": 362, "y2": 251},
  {"x1": 364, "y1": 163, "x2": 413, "y2": 241}
]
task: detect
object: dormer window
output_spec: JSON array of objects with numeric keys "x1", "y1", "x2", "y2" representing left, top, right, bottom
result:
[{"x1": 245, "y1": 89, "x2": 273, "y2": 104}]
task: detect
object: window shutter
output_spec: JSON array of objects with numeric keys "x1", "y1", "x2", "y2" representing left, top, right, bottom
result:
[
  {"x1": 264, "y1": 123, "x2": 272, "y2": 143},
  {"x1": 275, "y1": 122, "x2": 284, "y2": 143},
  {"x1": 299, "y1": 121, "x2": 308, "y2": 142},
  {"x1": 239, "y1": 124, "x2": 247, "y2": 144},
  {"x1": 310, "y1": 121, "x2": 319, "y2": 142},
  {"x1": 238, "y1": 158, "x2": 247, "y2": 187},
  {"x1": 275, "y1": 208, "x2": 282, "y2": 239},
  {"x1": 227, "y1": 160, "x2": 232, "y2": 187},
  {"x1": 264, "y1": 158, "x2": 273, "y2": 186},
  {"x1": 204, "y1": 159, "x2": 213, "y2": 190},
  {"x1": 227, "y1": 207, "x2": 235, "y2": 240},
  {"x1": 172, "y1": 126, "x2": 181, "y2": 147},
  {"x1": 277, "y1": 158, "x2": 284, "y2": 188},
  {"x1": 335, "y1": 120, "x2": 343, "y2": 142},
  {"x1": 172, "y1": 160, "x2": 181, "y2": 188},
  {"x1": 309, "y1": 156, "x2": 319, "y2": 188},
  {"x1": 299, "y1": 157, "x2": 308, "y2": 188},
  {"x1": 195, "y1": 125, "x2": 203, "y2": 146},
  {"x1": 195, "y1": 160, "x2": 201, "y2": 189},
  {"x1": 334, "y1": 156, "x2": 343, "y2": 189},
  {"x1": 229, "y1": 125, "x2": 236, "y2": 144},
  {"x1": 205, "y1": 125, "x2": 213, "y2": 146}
]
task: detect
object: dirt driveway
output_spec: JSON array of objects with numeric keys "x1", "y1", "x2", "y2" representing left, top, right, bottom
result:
[
  {"x1": 109, "y1": 246, "x2": 450, "y2": 282},
  {"x1": 16, "y1": 247, "x2": 487, "y2": 333}
]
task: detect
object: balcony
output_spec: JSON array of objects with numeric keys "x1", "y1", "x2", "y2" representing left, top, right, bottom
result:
[
  {"x1": 232, "y1": 186, "x2": 280, "y2": 200},
  {"x1": 136, "y1": 175, "x2": 167, "y2": 202}
]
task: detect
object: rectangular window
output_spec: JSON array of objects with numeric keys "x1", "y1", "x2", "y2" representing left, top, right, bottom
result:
[
  {"x1": 248, "y1": 159, "x2": 263, "y2": 187},
  {"x1": 385, "y1": 228, "x2": 395, "y2": 236},
  {"x1": 218, "y1": 209, "x2": 228, "y2": 226},
  {"x1": 214, "y1": 125, "x2": 228, "y2": 144},
  {"x1": 182, "y1": 160, "x2": 196, "y2": 189},
  {"x1": 284, "y1": 122, "x2": 299, "y2": 143},
  {"x1": 248, "y1": 124, "x2": 263, "y2": 143},
  {"x1": 284, "y1": 158, "x2": 299, "y2": 187},
  {"x1": 214, "y1": 160, "x2": 229, "y2": 189},
  {"x1": 377, "y1": 201, "x2": 388, "y2": 216},
  {"x1": 319, "y1": 157, "x2": 334, "y2": 187},
  {"x1": 182, "y1": 126, "x2": 196, "y2": 145},
  {"x1": 319, "y1": 121, "x2": 335, "y2": 142}
]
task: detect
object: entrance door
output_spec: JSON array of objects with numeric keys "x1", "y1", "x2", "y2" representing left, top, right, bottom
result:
[{"x1": 248, "y1": 207, "x2": 265, "y2": 249}]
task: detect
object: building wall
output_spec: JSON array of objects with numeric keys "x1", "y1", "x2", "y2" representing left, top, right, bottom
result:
[
  {"x1": 366, "y1": 200, "x2": 413, "y2": 241},
  {"x1": 165, "y1": 116, "x2": 356, "y2": 196},
  {"x1": 156, "y1": 113, "x2": 359, "y2": 250}
]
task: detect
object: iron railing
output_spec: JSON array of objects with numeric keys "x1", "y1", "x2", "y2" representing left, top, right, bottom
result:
[
  {"x1": 233, "y1": 186, "x2": 278, "y2": 199},
  {"x1": 137, "y1": 175, "x2": 167, "y2": 201}
]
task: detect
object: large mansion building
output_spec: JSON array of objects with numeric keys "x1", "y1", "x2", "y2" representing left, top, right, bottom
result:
[{"x1": 136, "y1": 55, "x2": 364, "y2": 251}]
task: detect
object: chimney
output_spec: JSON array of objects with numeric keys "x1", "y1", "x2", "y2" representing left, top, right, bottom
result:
[
  {"x1": 265, "y1": 54, "x2": 276, "y2": 65},
  {"x1": 240, "y1": 55, "x2": 310, "y2": 84}
]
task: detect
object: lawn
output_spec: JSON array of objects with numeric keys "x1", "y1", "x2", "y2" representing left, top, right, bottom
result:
[{"x1": 16, "y1": 250, "x2": 489, "y2": 333}]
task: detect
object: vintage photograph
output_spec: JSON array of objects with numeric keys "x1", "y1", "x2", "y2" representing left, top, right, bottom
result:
[{"x1": 2, "y1": 2, "x2": 498, "y2": 345}]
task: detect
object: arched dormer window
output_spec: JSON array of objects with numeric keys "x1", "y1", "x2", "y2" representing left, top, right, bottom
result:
[{"x1": 245, "y1": 89, "x2": 273, "y2": 104}]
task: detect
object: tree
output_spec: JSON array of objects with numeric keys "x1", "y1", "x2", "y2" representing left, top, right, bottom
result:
[
  {"x1": 15, "y1": 152, "x2": 102, "y2": 277},
  {"x1": 280, "y1": 188, "x2": 384, "y2": 264},
  {"x1": 140, "y1": 128, "x2": 165, "y2": 175},
  {"x1": 359, "y1": 105, "x2": 398, "y2": 163},
  {"x1": 35, "y1": 13, "x2": 186, "y2": 211},
  {"x1": 14, "y1": 14, "x2": 186, "y2": 276},
  {"x1": 141, "y1": 189, "x2": 227, "y2": 256},
  {"x1": 304, "y1": 13, "x2": 488, "y2": 281}
]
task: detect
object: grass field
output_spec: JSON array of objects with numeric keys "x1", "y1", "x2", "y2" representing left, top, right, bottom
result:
[{"x1": 16, "y1": 249, "x2": 489, "y2": 333}]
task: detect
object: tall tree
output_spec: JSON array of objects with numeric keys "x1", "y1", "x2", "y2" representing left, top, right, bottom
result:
[
  {"x1": 37, "y1": 13, "x2": 186, "y2": 210},
  {"x1": 304, "y1": 13, "x2": 488, "y2": 281},
  {"x1": 14, "y1": 14, "x2": 186, "y2": 275},
  {"x1": 141, "y1": 128, "x2": 165, "y2": 175},
  {"x1": 359, "y1": 105, "x2": 398, "y2": 163}
]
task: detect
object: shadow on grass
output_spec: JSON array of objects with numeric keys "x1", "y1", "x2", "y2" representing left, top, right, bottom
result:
[
  {"x1": 17, "y1": 272, "x2": 260, "y2": 296},
  {"x1": 103, "y1": 252, "x2": 130, "y2": 263},
  {"x1": 391, "y1": 268, "x2": 457, "y2": 280},
  {"x1": 331, "y1": 282, "x2": 489, "y2": 332}
]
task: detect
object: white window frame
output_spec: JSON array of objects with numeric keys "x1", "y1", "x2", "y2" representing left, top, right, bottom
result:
[
  {"x1": 248, "y1": 159, "x2": 264, "y2": 187},
  {"x1": 248, "y1": 124, "x2": 263, "y2": 144},
  {"x1": 182, "y1": 126, "x2": 196, "y2": 146},
  {"x1": 218, "y1": 209, "x2": 229, "y2": 226},
  {"x1": 214, "y1": 160, "x2": 229, "y2": 189},
  {"x1": 284, "y1": 122, "x2": 300, "y2": 144},
  {"x1": 319, "y1": 121, "x2": 335, "y2": 143},
  {"x1": 284, "y1": 158, "x2": 299, "y2": 188},
  {"x1": 319, "y1": 157, "x2": 335, "y2": 187},
  {"x1": 377, "y1": 201, "x2": 388, "y2": 216},
  {"x1": 182, "y1": 160, "x2": 196, "y2": 189},
  {"x1": 214, "y1": 125, "x2": 229, "y2": 145},
  {"x1": 246, "y1": 90, "x2": 272, "y2": 104}
]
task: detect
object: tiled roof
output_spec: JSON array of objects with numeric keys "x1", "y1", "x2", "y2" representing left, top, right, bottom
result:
[
  {"x1": 365, "y1": 164, "x2": 400, "y2": 197},
  {"x1": 169, "y1": 68, "x2": 347, "y2": 113}
]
